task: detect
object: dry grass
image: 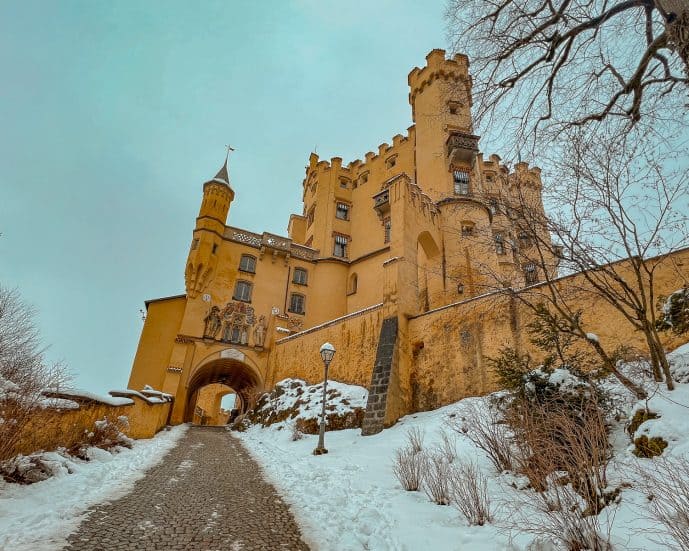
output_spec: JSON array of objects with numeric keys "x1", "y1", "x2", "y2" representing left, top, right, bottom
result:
[
  {"x1": 422, "y1": 451, "x2": 452, "y2": 505},
  {"x1": 448, "y1": 402, "x2": 514, "y2": 473},
  {"x1": 406, "y1": 426, "x2": 425, "y2": 453},
  {"x1": 392, "y1": 446, "x2": 426, "y2": 491},
  {"x1": 634, "y1": 456, "x2": 689, "y2": 551},
  {"x1": 449, "y1": 461, "x2": 492, "y2": 526}
]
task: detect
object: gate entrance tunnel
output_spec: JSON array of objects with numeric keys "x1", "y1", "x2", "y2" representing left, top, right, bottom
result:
[{"x1": 184, "y1": 358, "x2": 262, "y2": 425}]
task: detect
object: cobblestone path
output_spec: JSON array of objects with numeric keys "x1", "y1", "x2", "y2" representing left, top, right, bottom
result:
[{"x1": 66, "y1": 426, "x2": 309, "y2": 551}]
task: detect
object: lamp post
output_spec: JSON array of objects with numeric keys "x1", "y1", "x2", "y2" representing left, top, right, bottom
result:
[{"x1": 313, "y1": 342, "x2": 336, "y2": 455}]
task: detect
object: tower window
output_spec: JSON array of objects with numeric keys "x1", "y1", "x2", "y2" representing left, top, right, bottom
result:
[
  {"x1": 288, "y1": 293, "x2": 305, "y2": 315},
  {"x1": 359, "y1": 173, "x2": 369, "y2": 186},
  {"x1": 488, "y1": 198, "x2": 499, "y2": 215},
  {"x1": 524, "y1": 263, "x2": 538, "y2": 285},
  {"x1": 383, "y1": 217, "x2": 391, "y2": 243},
  {"x1": 238, "y1": 254, "x2": 256, "y2": 273},
  {"x1": 340, "y1": 179, "x2": 349, "y2": 189},
  {"x1": 333, "y1": 235, "x2": 349, "y2": 258},
  {"x1": 495, "y1": 234, "x2": 506, "y2": 255},
  {"x1": 293, "y1": 268, "x2": 308, "y2": 285},
  {"x1": 461, "y1": 223, "x2": 475, "y2": 237},
  {"x1": 306, "y1": 206, "x2": 315, "y2": 228},
  {"x1": 386, "y1": 156, "x2": 397, "y2": 169},
  {"x1": 336, "y1": 202, "x2": 350, "y2": 220},
  {"x1": 453, "y1": 169, "x2": 470, "y2": 195},
  {"x1": 519, "y1": 231, "x2": 532, "y2": 249},
  {"x1": 212, "y1": 243, "x2": 218, "y2": 254},
  {"x1": 233, "y1": 280, "x2": 253, "y2": 302},
  {"x1": 191, "y1": 238, "x2": 199, "y2": 250}
]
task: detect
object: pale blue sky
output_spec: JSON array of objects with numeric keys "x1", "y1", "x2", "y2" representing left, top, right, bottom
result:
[{"x1": 0, "y1": 1, "x2": 451, "y2": 392}]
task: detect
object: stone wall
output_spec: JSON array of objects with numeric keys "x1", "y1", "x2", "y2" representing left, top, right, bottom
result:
[
  {"x1": 267, "y1": 304, "x2": 384, "y2": 388},
  {"x1": 14, "y1": 390, "x2": 172, "y2": 456}
]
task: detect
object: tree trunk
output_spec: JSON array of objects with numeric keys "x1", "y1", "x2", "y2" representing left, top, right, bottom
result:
[
  {"x1": 588, "y1": 339, "x2": 648, "y2": 399},
  {"x1": 658, "y1": 0, "x2": 689, "y2": 78}
]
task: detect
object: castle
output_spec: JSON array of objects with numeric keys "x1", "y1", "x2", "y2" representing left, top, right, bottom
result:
[{"x1": 128, "y1": 50, "x2": 681, "y2": 434}]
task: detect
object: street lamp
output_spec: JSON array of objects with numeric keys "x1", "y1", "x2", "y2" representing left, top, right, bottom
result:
[{"x1": 313, "y1": 342, "x2": 336, "y2": 455}]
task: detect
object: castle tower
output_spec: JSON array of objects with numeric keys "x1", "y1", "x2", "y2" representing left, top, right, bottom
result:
[
  {"x1": 408, "y1": 49, "x2": 477, "y2": 202},
  {"x1": 184, "y1": 158, "x2": 235, "y2": 298}
]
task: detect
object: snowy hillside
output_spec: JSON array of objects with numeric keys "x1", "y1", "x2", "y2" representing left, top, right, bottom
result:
[{"x1": 236, "y1": 345, "x2": 689, "y2": 551}]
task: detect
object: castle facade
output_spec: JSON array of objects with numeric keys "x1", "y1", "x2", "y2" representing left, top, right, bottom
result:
[{"x1": 127, "y1": 50, "x2": 609, "y2": 432}]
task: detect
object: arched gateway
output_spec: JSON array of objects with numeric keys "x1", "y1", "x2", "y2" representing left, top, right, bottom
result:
[{"x1": 182, "y1": 350, "x2": 264, "y2": 424}]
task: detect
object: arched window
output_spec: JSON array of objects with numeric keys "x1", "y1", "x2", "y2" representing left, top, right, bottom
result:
[
  {"x1": 384, "y1": 218, "x2": 392, "y2": 243},
  {"x1": 349, "y1": 273, "x2": 358, "y2": 294},
  {"x1": 288, "y1": 293, "x2": 305, "y2": 315},
  {"x1": 239, "y1": 254, "x2": 256, "y2": 273},
  {"x1": 495, "y1": 234, "x2": 506, "y2": 255},
  {"x1": 233, "y1": 280, "x2": 253, "y2": 302},
  {"x1": 518, "y1": 231, "x2": 532, "y2": 249}
]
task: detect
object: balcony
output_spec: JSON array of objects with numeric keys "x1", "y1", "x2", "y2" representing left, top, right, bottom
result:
[
  {"x1": 446, "y1": 131, "x2": 480, "y2": 165},
  {"x1": 372, "y1": 189, "x2": 390, "y2": 219}
]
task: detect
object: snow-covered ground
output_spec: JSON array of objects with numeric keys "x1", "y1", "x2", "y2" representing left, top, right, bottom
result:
[
  {"x1": 236, "y1": 344, "x2": 689, "y2": 551},
  {"x1": 0, "y1": 425, "x2": 187, "y2": 551}
]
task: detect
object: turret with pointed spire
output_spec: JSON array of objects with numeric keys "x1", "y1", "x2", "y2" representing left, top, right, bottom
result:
[{"x1": 185, "y1": 155, "x2": 236, "y2": 299}]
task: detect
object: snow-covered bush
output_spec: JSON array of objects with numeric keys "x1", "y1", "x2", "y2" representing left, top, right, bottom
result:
[
  {"x1": 448, "y1": 461, "x2": 492, "y2": 526},
  {"x1": 656, "y1": 287, "x2": 689, "y2": 335},
  {"x1": 0, "y1": 448, "x2": 77, "y2": 484},
  {"x1": 240, "y1": 378, "x2": 367, "y2": 433},
  {"x1": 69, "y1": 416, "x2": 133, "y2": 459}
]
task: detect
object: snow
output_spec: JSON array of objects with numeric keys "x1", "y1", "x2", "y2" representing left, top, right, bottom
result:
[
  {"x1": 42, "y1": 388, "x2": 134, "y2": 406},
  {"x1": 586, "y1": 332, "x2": 599, "y2": 343},
  {"x1": 109, "y1": 389, "x2": 167, "y2": 404},
  {"x1": 259, "y1": 378, "x2": 367, "y2": 425},
  {"x1": 0, "y1": 425, "x2": 187, "y2": 550},
  {"x1": 237, "y1": 349, "x2": 689, "y2": 551}
]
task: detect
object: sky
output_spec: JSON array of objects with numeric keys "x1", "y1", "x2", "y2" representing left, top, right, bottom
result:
[{"x1": 0, "y1": 0, "x2": 451, "y2": 393}]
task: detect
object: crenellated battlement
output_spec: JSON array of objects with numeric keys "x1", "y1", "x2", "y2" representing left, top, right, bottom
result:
[
  {"x1": 301, "y1": 125, "x2": 416, "y2": 192},
  {"x1": 408, "y1": 49, "x2": 471, "y2": 105}
]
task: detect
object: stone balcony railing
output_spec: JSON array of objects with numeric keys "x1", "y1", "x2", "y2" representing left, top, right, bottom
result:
[{"x1": 224, "y1": 226, "x2": 319, "y2": 261}]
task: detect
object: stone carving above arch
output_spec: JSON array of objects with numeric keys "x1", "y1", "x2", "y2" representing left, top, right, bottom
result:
[{"x1": 203, "y1": 301, "x2": 256, "y2": 346}]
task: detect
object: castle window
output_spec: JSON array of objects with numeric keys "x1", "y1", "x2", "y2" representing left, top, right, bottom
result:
[
  {"x1": 488, "y1": 198, "x2": 499, "y2": 215},
  {"x1": 288, "y1": 293, "x2": 305, "y2": 315},
  {"x1": 495, "y1": 234, "x2": 506, "y2": 255},
  {"x1": 238, "y1": 254, "x2": 256, "y2": 273},
  {"x1": 212, "y1": 243, "x2": 218, "y2": 255},
  {"x1": 524, "y1": 262, "x2": 538, "y2": 285},
  {"x1": 333, "y1": 235, "x2": 349, "y2": 258},
  {"x1": 519, "y1": 231, "x2": 532, "y2": 249},
  {"x1": 340, "y1": 179, "x2": 349, "y2": 189},
  {"x1": 349, "y1": 273, "x2": 358, "y2": 294},
  {"x1": 233, "y1": 280, "x2": 253, "y2": 302},
  {"x1": 384, "y1": 217, "x2": 391, "y2": 243},
  {"x1": 307, "y1": 206, "x2": 315, "y2": 228},
  {"x1": 461, "y1": 223, "x2": 475, "y2": 237},
  {"x1": 336, "y1": 202, "x2": 350, "y2": 220},
  {"x1": 305, "y1": 236, "x2": 314, "y2": 247},
  {"x1": 191, "y1": 238, "x2": 199, "y2": 250},
  {"x1": 453, "y1": 169, "x2": 470, "y2": 195},
  {"x1": 360, "y1": 173, "x2": 369, "y2": 186},
  {"x1": 448, "y1": 101, "x2": 463, "y2": 115},
  {"x1": 293, "y1": 267, "x2": 308, "y2": 285},
  {"x1": 386, "y1": 156, "x2": 397, "y2": 169}
]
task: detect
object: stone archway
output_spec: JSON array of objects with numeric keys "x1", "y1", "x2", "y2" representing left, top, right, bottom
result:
[{"x1": 183, "y1": 355, "x2": 263, "y2": 424}]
